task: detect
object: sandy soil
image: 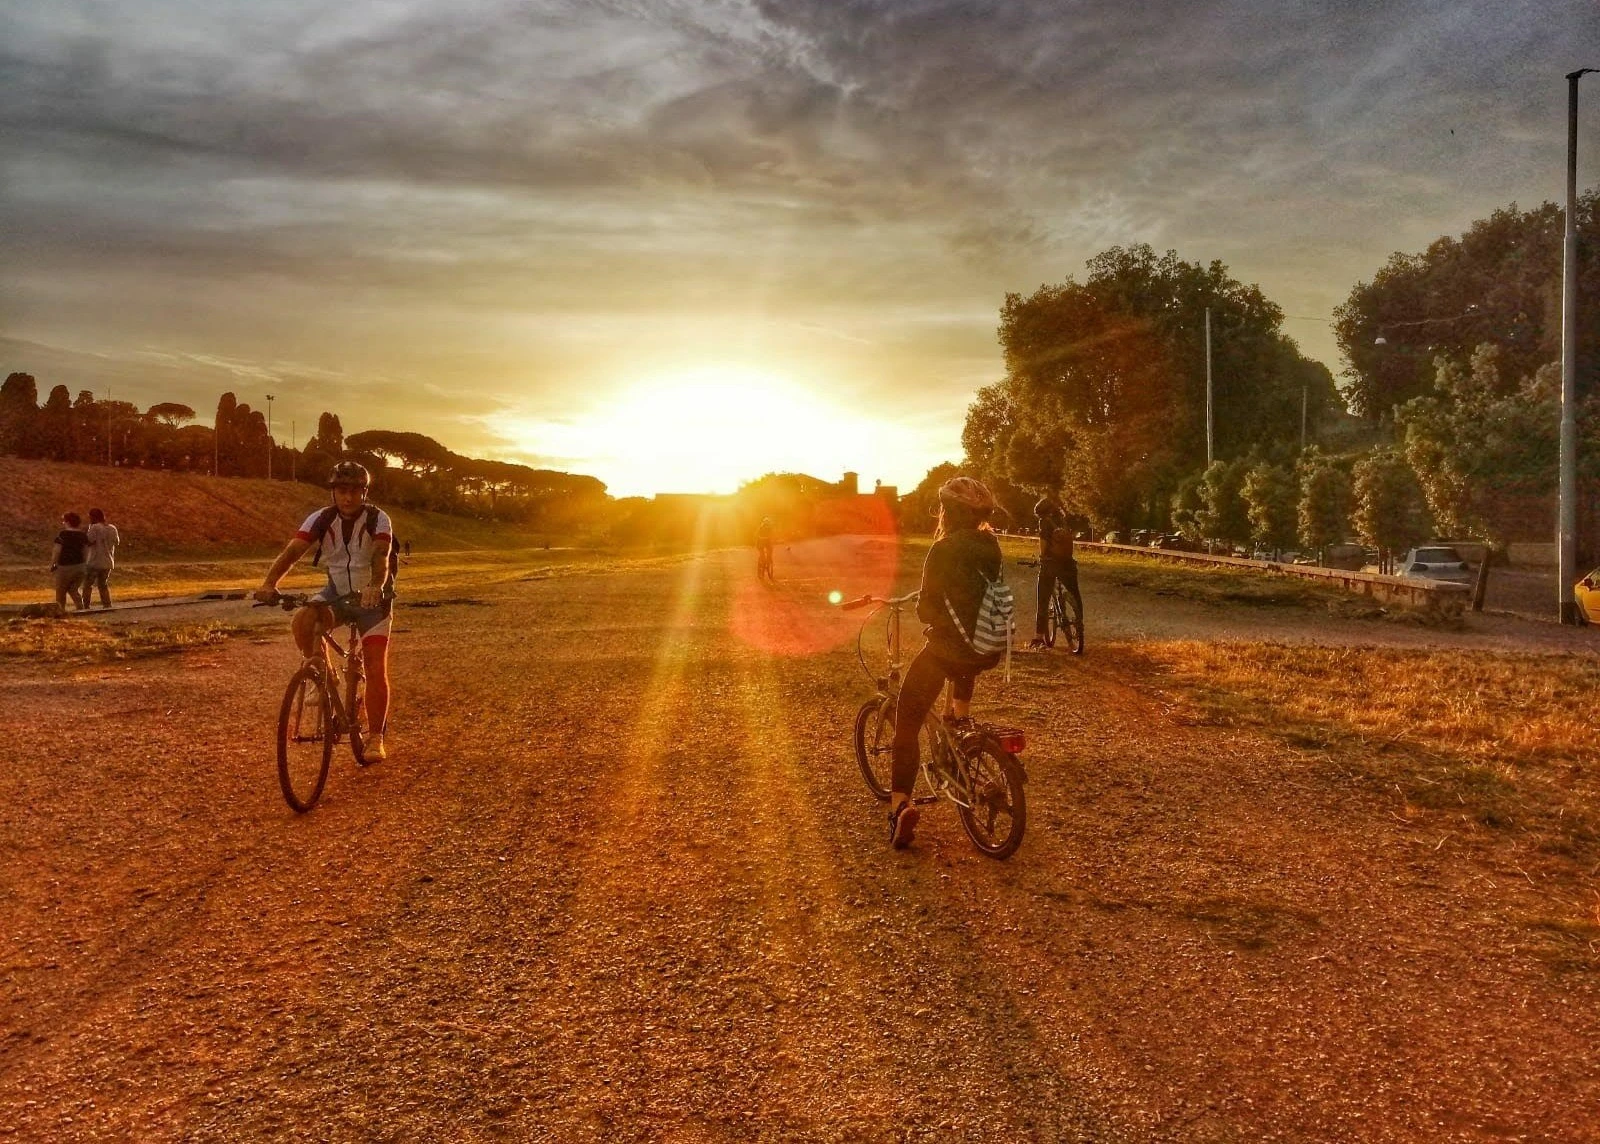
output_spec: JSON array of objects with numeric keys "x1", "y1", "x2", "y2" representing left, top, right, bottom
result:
[{"x1": 3, "y1": 538, "x2": 1597, "y2": 1142}]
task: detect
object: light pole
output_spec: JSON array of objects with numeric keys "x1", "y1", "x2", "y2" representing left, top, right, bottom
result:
[
  {"x1": 265, "y1": 393, "x2": 275, "y2": 481},
  {"x1": 1559, "y1": 68, "x2": 1597, "y2": 624},
  {"x1": 1205, "y1": 307, "x2": 1214, "y2": 467}
]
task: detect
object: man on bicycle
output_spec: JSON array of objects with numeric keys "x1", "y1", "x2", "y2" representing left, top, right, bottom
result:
[
  {"x1": 1028, "y1": 493, "x2": 1084, "y2": 652},
  {"x1": 254, "y1": 461, "x2": 396, "y2": 761}
]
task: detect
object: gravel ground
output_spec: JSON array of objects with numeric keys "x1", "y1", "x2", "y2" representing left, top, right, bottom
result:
[{"x1": 3, "y1": 538, "x2": 1596, "y2": 1141}]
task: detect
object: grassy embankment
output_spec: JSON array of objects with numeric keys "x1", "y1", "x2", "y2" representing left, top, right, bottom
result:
[{"x1": 0, "y1": 457, "x2": 583, "y2": 603}]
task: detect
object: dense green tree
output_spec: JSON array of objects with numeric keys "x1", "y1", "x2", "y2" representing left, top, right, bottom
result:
[
  {"x1": 1195, "y1": 458, "x2": 1252, "y2": 547},
  {"x1": 1334, "y1": 192, "x2": 1600, "y2": 423},
  {"x1": 1394, "y1": 343, "x2": 1596, "y2": 545},
  {"x1": 1297, "y1": 449, "x2": 1354, "y2": 556},
  {"x1": 987, "y1": 244, "x2": 1340, "y2": 532},
  {"x1": 1351, "y1": 448, "x2": 1431, "y2": 570},
  {"x1": 1242, "y1": 462, "x2": 1298, "y2": 554}
]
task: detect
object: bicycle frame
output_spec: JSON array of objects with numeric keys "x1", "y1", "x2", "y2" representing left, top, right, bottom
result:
[{"x1": 848, "y1": 590, "x2": 1003, "y2": 809}]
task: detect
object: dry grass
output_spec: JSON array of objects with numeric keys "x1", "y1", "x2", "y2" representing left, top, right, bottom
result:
[
  {"x1": 0, "y1": 618, "x2": 245, "y2": 663},
  {"x1": 1129, "y1": 640, "x2": 1600, "y2": 862}
]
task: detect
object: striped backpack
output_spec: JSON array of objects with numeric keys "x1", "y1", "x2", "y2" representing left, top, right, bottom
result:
[{"x1": 946, "y1": 568, "x2": 1015, "y2": 658}]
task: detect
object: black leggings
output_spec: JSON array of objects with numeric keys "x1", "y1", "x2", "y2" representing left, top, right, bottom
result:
[
  {"x1": 891, "y1": 645, "x2": 978, "y2": 797},
  {"x1": 1035, "y1": 557, "x2": 1083, "y2": 635}
]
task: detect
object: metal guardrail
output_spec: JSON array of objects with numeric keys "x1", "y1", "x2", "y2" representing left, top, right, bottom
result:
[{"x1": 1074, "y1": 541, "x2": 1473, "y2": 614}]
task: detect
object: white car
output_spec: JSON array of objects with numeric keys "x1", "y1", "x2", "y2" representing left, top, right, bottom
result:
[{"x1": 1399, "y1": 546, "x2": 1472, "y2": 582}]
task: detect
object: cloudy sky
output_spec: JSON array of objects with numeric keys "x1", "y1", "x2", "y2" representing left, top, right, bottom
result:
[{"x1": 3, "y1": 0, "x2": 1598, "y2": 494}]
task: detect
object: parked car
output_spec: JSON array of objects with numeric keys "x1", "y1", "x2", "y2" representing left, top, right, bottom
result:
[
  {"x1": 1399, "y1": 546, "x2": 1473, "y2": 582},
  {"x1": 1152, "y1": 533, "x2": 1196, "y2": 551},
  {"x1": 1103, "y1": 530, "x2": 1123, "y2": 544},
  {"x1": 1576, "y1": 569, "x2": 1600, "y2": 624}
]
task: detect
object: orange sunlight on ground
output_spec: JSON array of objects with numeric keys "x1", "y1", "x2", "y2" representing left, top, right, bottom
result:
[{"x1": 730, "y1": 532, "x2": 901, "y2": 658}]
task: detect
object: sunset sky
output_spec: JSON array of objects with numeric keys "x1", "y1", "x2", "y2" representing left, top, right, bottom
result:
[{"x1": 3, "y1": 1, "x2": 1598, "y2": 496}]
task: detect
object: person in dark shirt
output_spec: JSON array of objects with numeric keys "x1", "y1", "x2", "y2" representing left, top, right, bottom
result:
[
  {"x1": 1028, "y1": 494, "x2": 1084, "y2": 651},
  {"x1": 888, "y1": 476, "x2": 1004, "y2": 848},
  {"x1": 755, "y1": 517, "x2": 775, "y2": 580},
  {"x1": 49, "y1": 512, "x2": 90, "y2": 612}
]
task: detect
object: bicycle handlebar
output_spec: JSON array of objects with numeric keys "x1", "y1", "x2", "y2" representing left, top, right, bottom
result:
[
  {"x1": 252, "y1": 590, "x2": 363, "y2": 611},
  {"x1": 837, "y1": 590, "x2": 920, "y2": 611}
]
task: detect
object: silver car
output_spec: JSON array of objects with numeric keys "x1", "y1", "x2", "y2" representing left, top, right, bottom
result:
[{"x1": 1399, "y1": 546, "x2": 1472, "y2": 582}]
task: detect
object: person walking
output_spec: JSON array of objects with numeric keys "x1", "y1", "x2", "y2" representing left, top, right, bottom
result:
[
  {"x1": 84, "y1": 508, "x2": 120, "y2": 610},
  {"x1": 49, "y1": 512, "x2": 90, "y2": 613}
]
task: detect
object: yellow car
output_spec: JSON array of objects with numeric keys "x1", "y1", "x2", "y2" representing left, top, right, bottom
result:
[{"x1": 1578, "y1": 569, "x2": 1600, "y2": 624}]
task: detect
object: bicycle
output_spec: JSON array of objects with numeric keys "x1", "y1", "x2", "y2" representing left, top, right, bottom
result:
[
  {"x1": 840, "y1": 591, "x2": 1028, "y2": 859},
  {"x1": 255, "y1": 591, "x2": 376, "y2": 812},
  {"x1": 1017, "y1": 557, "x2": 1084, "y2": 654}
]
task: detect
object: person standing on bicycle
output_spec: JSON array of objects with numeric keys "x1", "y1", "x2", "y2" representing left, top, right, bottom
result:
[
  {"x1": 1027, "y1": 493, "x2": 1084, "y2": 652},
  {"x1": 253, "y1": 461, "x2": 397, "y2": 761},
  {"x1": 888, "y1": 476, "x2": 1004, "y2": 848}
]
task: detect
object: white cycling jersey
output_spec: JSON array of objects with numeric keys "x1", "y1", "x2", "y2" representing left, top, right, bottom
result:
[{"x1": 296, "y1": 507, "x2": 394, "y2": 597}]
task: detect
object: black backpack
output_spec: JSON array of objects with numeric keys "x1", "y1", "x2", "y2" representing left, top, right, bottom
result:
[{"x1": 306, "y1": 505, "x2": 399, "y2": 593}]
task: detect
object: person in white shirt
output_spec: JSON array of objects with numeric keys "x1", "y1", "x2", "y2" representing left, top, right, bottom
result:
[
  {"x1": 254, "y1": 462, "x2": 396, "y2": 762},
  {"x1": 85, "y1": 508, "x2": 120, "y2": 609}
]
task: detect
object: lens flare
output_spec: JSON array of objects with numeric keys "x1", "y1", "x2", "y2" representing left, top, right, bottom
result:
[{"x1": 828, "y1": 590, "x2": 843, "y2": 605}]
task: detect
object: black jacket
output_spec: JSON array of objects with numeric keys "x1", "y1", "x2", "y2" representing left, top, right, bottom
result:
[{"x1": 917, "y1": 526, "x2": 1004, "y2": 666}]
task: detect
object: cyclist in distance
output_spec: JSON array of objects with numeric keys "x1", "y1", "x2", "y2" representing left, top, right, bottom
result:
[
  {"x1": 755, "y1": 516, "x2": 775, "y2": 578},
  {"x1": 1028, "y1": 493, "x2": 1083, "y2": 651},
  {"x1": 254, "y1": 461, "x2": 397, "y2": 761},
  {"x1": 888, "y1": 476, "x2": 1005, "y2": 848}
]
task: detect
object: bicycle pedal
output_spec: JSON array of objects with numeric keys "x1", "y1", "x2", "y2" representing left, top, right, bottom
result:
[{"x1": 913, "y1": 795, "x2": 939, "y2": 805}]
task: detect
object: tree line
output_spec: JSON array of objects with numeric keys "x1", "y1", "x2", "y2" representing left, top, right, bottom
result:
[
  {"x1": 0, "y1": 378, "x2": 607, "y2": 528},
  {"x1": 953, "y1": 190, "x2": 1600, "y2": 566}
]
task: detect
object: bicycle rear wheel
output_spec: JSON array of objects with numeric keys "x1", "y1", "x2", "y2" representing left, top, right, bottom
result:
[
  {"x1": 852, "y1": 695, "x2": 896, "y2": 800},
  {"x1": 278, "y1": 666, "x2": 334, "y2": 812},
  {"x1": 955, "y1": 737, "x2": 1027, "y2": 859}
]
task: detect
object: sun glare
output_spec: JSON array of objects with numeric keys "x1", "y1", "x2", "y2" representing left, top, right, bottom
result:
[{"x1": 583, "y1": 366, "x2": 876, "y2": 495}]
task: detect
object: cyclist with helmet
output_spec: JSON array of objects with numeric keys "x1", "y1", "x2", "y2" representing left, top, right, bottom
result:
[
  {"x1": 254, "y1": 462, "x2": 397, "y2": 761},
  {"x1": 888, "y1": 475, "x2": 1005, "y2": 848},
  {"x1": 1028, "y1": 493, "x2": 1084, "y2": 652}
]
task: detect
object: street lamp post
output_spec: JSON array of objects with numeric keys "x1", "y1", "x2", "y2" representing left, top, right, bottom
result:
[
  {"x1": 1559, "y1": 68, "x2": 1597, "y2": 624},
  {"x1": 265, "y1": 394, "x2": 275, "y2": 481}
]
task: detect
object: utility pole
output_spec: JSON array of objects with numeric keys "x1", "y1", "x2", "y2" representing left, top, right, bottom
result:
[
  {"x1": 265, "y1": 393, "x2": 275, "y2": 481},
  {"x1": 1205, "y1": 307, "x2": 1214, "y2": 467},
  {"x1": 291, "y1": 420, "x2": 296, "y2": 482},
  {"x1": 1559, "y1": 68, "x2": 1596, "y2": 624},
  {"x1": 1300, "y1": 381, "x2": 1308, "y2": 452}
]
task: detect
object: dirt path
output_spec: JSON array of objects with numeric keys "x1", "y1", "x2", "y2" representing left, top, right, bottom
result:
[{"x1": 3, "y1": 539, "x2": 1596, "y2": 1141}]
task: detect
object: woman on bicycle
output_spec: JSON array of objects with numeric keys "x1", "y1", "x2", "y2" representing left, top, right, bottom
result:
[{"x1": 888, "y1": 476, "x2": 1004, "y2": 848}]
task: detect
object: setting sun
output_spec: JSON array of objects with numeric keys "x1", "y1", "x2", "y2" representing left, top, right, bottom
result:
[{"x1": 542, "y1": 366, "x2": 881, "y2": 496}]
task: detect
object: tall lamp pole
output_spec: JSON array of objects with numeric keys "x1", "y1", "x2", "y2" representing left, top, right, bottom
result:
[
  {"x1": 1560, "y1": 68, "x2": 1597, "y2": 624},
  {"x1": 1205, "y1": 307, "x2": 1214, "y2": 466},
  {"x1": 265, "y1": 394, "x2": 275, "y2": 481}
]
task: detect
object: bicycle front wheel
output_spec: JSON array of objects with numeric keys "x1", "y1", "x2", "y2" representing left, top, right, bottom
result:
[
  {"x1": 278, "y1": 666, "x2": 334, "y2": 812},
  {"x1": 955, "y1": 737, "x2": 1027, "y2": 859},
  {"x1": 1057, "y1": 588, "x2": 1084, "y2": 655},
  {"x1": 346, "y1": 658, "x2": 371, "y2": 765},
  {"x1": 852, "y1": 695, "x2": 896, "y2": 801}
]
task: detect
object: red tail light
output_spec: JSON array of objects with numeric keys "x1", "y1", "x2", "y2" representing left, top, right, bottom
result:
[{"x1": 995, "y1": 729, "x2": 1026, "y2": 753}]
